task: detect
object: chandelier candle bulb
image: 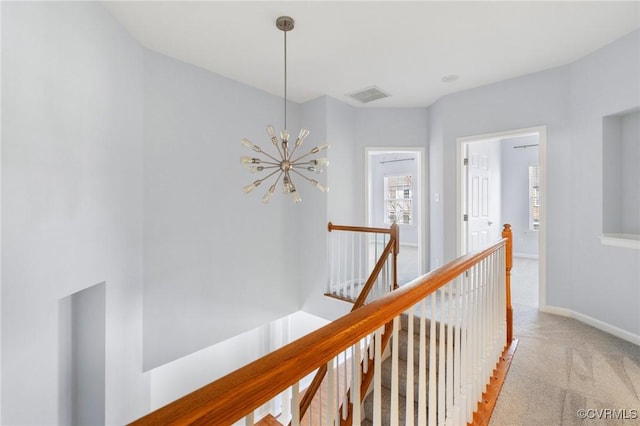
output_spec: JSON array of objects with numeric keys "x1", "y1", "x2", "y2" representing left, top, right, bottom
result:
[
  {"x1": 315, "y1": 182, "x2": 329, "y2": 192},
  {"x1": 262, "y1": 184, "x2": 277, "y2": 204},
  {"x1": 295, "y1": 128, "x2": 310, "y2": 146},
  {"x1": 281, "y1": 130, "x2": 289, "y2": 143},
  {"x1": 241, "y1": 138, "x2": 262, "y2": 152},
  {"x1": 291, "y1": 189, "x2": 302, "y2": 204}
]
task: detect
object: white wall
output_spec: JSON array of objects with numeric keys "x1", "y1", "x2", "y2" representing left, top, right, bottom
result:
[
  {"x1": 299, "y1": 96, "x2": 355, "y2": 321},
  {"x1": 428, "y1": 65, "x2": 572, "y2": 306},
  {"x1": 621, "y1": 110, "x2": 640, "y2": 234},
  {"x1": 501, "y1": 135, "x2": 539, "y2": 257},
  {"x1": 429, "y1": 29, "x2": 640, "y2": 339},
  {"x1": 149, "y1": 311, "x2": 328, "y2": 411},
  {"x1": 568, "y1": 30, "x2": 640, "y2": 336},
  {"x1": 142, "y1": 49, "x2": 302, "y2": 369},
  {"x1": 299, "y1": 101, "x2": 430, "y2": 317},
  {"x1": 1, "y1": 2, "x2": 148, "y2": 424},
  {"x1": 354, "y1": 108, "x2": 430, "y2": 272}
]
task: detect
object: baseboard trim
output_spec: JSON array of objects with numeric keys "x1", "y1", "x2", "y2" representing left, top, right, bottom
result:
[
  {"x1": 513, "y1": 253, "x2": 538, "y2": 259},
  {"x1": 540, "y1": 305, "x2": 640, "y2": 346}
]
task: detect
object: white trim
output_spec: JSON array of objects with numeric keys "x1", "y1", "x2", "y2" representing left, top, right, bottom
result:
[
  {"x1": 513, "y1": 253, "x2": 539, "y2": 259},
  {"x1": 457, "y1": 125, "x2": 548, "y2": 309},
  {"x1": 540, "y1": 305, "x2": 640, "y2": 346},
  {"x1": 600, "y1": 234, "x2": 640, "y2": 250},
  {"x1": 365, "y1": 147, "x2": 427, "y2": 276}
]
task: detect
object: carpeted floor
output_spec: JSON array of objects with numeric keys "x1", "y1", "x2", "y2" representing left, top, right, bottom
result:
[{"x1": 490, "y1": 259, "x2": 640, "y2": 425}]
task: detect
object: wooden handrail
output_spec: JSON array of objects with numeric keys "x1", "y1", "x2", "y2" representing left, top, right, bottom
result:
[
  {"x1": 328, "y1": 221, "x2": 392, "y2": 234},
  {"x1": 130, "y1": 237, "x2": 508, "y2": 426},
  {"x1": 351, "y1": 238, "x2": 395, "y2": 310}
]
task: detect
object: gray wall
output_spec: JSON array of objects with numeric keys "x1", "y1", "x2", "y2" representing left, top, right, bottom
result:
[
  {"x1": 142, "y1": 49, "x2": 301, "y2": 369},
  {"x1": 568, "y1": 30, "x2": 640, "y2": 334},
  {"x1": 1, "y1": 3, "x2": 638, "y2": 424},
  {"x1": 501, "y1": 135, "x2": 539, "y2": 256},
  {"x1": 428, "y1": 29, "x2": 639, "y2": 336},
  {"x1": 2, "y1": 2, "x2": 148, "y2": 424},
  {"x1": 621, "y1": 110, "x2": 640, "y2": 234}
]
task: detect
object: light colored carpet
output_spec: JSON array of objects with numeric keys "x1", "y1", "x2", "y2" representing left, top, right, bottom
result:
[{"x1": 490, "y1": 258, "x2": 640, "y2": 425}]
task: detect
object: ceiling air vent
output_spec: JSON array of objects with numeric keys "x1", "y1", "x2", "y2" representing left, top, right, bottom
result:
[{"x1": 346, "y1": 86, "x2": 391, "y2": 104}]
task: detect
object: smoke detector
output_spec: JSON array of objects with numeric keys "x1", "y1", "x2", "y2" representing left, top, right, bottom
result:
[{"x1": 346, "y1": 86, "x2": 391, "y2": 104}]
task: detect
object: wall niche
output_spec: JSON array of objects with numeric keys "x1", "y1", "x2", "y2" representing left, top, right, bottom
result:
[{"x1": 602, "y1": 107, "x2": 640, "y2": 249}]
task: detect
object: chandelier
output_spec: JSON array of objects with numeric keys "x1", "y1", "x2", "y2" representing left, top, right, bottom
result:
[{"x1": 241, "y1": 16, "x2": 329, "y2": 204}]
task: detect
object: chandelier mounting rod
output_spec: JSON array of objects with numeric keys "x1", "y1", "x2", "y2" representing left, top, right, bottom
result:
[{"x1": 276, "y1": 16, "x2": 294, "y2": 130}]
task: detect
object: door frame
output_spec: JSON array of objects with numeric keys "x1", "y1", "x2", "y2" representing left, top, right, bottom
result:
[
  {"x1": 365, "y1": 147, "x2": 427, "y2": 277},
  {"x1": 456, "y1": 126, "x2": 547, "y2": 308}
]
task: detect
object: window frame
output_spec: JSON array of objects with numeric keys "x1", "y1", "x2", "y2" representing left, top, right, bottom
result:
[{"x1": 383, "y1": 174, "x2": 414, "y2": 225}]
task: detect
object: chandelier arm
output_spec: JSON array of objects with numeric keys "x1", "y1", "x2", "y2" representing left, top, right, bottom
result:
[
  {"x1": 290, "y1": 168, "x2": 316, "y2": 184},
  {"x1": 288, "y1": 143, "x2": 301, "y2": 159},
  {"x1": 260, "y1": 168, "x2": 282, "y2": 183},
  {"x1": 254, "y1": 165, "x2": 281, "y2": 170},
  {"x1": 272, "y1": 170, "x2": 284, "y2": 185},
  {"x1": 275, "y1": 144, "x2": 285, "y2": 160},
  {"x1": 258, "y1": 160, "x2": 282, "y2": 166},
  {"x1": 285, "y1": 170, "x2": 295, "y2": 187},
  {"x1": 260, "y1": 151, "x2": 283, "y2": 163},
  {"x1": 290, "y1": 150, "x2": 316, "y2": 164}
]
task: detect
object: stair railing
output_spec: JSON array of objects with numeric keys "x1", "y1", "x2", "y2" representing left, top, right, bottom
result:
[
  {"x1": 326, "y1": 221, "x2": 399, "y2": 302},
  {"x1": 130, "y1": 225, "x2": 513, "y2": 426},
  {"x1": 294, "y1": 222, "x2": 399, "y2": 424}
]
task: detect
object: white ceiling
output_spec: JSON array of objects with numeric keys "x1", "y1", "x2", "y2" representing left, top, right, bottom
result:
[{"x1": 103, "y1": 1, "x2": 640, "y2": 108}]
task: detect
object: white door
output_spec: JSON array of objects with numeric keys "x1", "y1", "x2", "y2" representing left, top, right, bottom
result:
[{"x1": 465, "y1": 141, "x2": 501, "y2": 253}]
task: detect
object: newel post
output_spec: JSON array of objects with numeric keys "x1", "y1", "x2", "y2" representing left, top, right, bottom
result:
[
  {"x1": 502, "y1": 224, "x2": 513, "y2": 343},
  {"x1": 391, "y1": 222, "x2": 399, "y2": 290}
]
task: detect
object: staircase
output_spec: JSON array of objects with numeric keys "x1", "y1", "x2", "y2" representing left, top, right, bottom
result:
[{"x1": 362, "y1": 314, "x2": 440, "y2": 425}]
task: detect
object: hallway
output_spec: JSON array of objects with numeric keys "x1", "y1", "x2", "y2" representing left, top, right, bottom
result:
[{"x1": 490, "y1": 258, "x2": 640, "y2": 425}]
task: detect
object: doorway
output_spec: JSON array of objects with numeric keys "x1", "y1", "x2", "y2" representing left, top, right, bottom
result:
[
  {"x1": 366, "y1": 148, "x2": 426, "y2": 285},
  {"x1": 457, "y1": 126, "x2": 546, "y2": 308}
]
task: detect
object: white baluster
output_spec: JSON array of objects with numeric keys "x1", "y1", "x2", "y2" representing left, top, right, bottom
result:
[
  {"x1": 358, "y1": 233, "x2": 363, "y2": 298},
  {"x1": 460, "y1": 270, "x2": 470, "y2": 424},
  {"x1": 453, "y1": 277, "x2": 463, "y2": 425},
  {"x1": 421, "y1": 298, "x2": 430, "y2": 426},
  {"x1": 373, "y1": 327, "x2": 383, "y2": 426},
  {"x1": 280, "y1": 387, "x2": 291, "y2": 424},
  {"x1": 291, "y1": 382, "x2": 300, "y2": 426},
  {"x1": 318, "y1": 375, "x2": 322, "y2": 426},
  {"x1": 429, "y1": 294, "x2": 437, "y2": 425},
  {"x1": 467, "y1": 265, "x2": 477, "y2": 420},
  {"x1": 245, "y1": 411, "x2": 254, "y2": 426},
  {"x1": 391, "y1": 316, "x2": 400, "y2": 426},
  {"x1": 351, "y1": 232, "x2": 355, "y2": 299},
  {"x1": 353, "y1": 342, "x2": 362, "y2": 425},
  {"x1": 438, "y1": 288, "x2": 446, "y2": 426},
  {"x1": 343, "y1": 349, "x2": 348, "y2": 420},
  {"x1": 327, "y1": 360, "x2": 335, "y2": 425},
  {"x1": 405, "y1": 308, "x2": 415, "y2": 426}
]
